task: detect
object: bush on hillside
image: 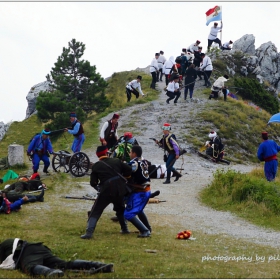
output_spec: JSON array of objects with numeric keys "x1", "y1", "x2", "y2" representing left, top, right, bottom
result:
[
  {"x1": 234, "y1": 77, "x2": 279, "y2": 114},
  {"x1": 202, "y1": 169, "x2": 280, "y2": 215}
]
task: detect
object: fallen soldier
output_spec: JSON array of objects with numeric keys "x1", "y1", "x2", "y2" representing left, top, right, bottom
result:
[
  {"x1": 0, "y1": 238, "x2": 114, "y2": 277},
  {"x1": 0, "y1": 193, "x2": 29, "y2": 214}
]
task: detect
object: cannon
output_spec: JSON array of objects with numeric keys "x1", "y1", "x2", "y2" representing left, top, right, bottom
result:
[{"x1": 52, "y1": 150, "x2": 90, "y2": 177}]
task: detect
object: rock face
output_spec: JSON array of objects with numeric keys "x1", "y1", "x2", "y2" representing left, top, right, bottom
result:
[
  {"x1": 25, "y1": 81, "x2": 52, "y2": 119},
  {"x1": 0, "y1": 121, "x2": 11, "y2": 141},
  {"x1": 232, "y1": 34, "x2": 256, "y2": 55}
]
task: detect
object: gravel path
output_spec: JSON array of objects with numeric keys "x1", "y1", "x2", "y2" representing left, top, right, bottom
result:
[{"x1": 81, "y1": 77, "x2": 280, "y2": 249}]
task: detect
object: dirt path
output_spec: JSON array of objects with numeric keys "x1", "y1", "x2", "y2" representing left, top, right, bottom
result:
[{"x1": 81, "y1": 78, "x2": 280, "y2": 249}]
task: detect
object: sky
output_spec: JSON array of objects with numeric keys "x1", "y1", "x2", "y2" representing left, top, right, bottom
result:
[{"x1": 1, "y1": 1, "x2": 280, "y2": 124}]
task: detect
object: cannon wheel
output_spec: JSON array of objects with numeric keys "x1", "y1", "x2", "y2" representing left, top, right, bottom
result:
[
  {"x1": 52, "y1": 150, "x2": 70, "y2": 173},
  {"x1": 69, "y1": 152, "x2": 90, "y2": 177}
]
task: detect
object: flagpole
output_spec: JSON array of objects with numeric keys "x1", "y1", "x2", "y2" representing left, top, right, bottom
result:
[{"x1": 220, "y1": 6, "x2": 223, "y2": 47}]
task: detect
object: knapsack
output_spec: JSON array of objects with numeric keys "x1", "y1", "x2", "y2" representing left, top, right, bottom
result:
[
  {"x1": 175, "y1": 56, "x2": 182, "y2": 63},
  {"x1": 114, "y1": 143, "x2": 133, "y2": 163},
  {"x1": 29, "y1": 133, "x2": 40, "y2": 143}
]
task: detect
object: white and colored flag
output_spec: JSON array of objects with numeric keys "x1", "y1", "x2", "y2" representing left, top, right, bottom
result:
[{"x1": 205, "y1": 5, "x2": 222, "y2": 26}]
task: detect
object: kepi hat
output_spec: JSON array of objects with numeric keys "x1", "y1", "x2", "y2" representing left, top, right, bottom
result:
[{"x1": 70, "y1": 112, "x2": 77, "y2": 118}]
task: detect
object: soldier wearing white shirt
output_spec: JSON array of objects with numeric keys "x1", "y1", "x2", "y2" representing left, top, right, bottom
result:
[
  {"x1": 150, "y1": 53, "x2": 159, "y2": 89},
  {"x1": 207, "y1": 22, "x2": 223, "y2": 51},
  {"x1": 166, "y1": 73, "x2": 181, "y2": 104},
  {"x1": 162, "y1": 56, "x2": 176, "y2": 86},
  {"x1": 221, "y1": 40, "x2": 233, "y2": 50},
  {"x1": 126, "y1": 75, "x2": 145, "y2": 102},
  {"x1": 209, "y1": 75, "x2": 229, "y2": 100},
  {"x1": 157, "y1": 50, "x2": 166, "y2": 82},
  {"x1": 200, "y1": 53, "x2": 213, "y2": 87},
  {"x1": 187, "y1": 40, "x2": 201, "y2": 53}
]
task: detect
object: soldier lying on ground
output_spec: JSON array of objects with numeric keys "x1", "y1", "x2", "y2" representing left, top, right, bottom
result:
[
  {"x1": 2, "y1": 179, "x2": 46, "y2": 194},
  {"x1": 0, "y1": 193, "x2": 30, "y2": 214},
  {"x1": 0, "y1": 238, "x2": 114, "y2": 277}
]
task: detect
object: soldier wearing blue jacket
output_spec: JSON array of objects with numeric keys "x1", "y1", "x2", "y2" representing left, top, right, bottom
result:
[
  {"x1": 257, "y1": 131, "x2": 280, "y2": 181},
  {"x1": 27, "y1": 129, "x2": 53, "y2": 174}
]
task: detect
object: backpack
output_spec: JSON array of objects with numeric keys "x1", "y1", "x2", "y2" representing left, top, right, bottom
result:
[
  {"x1": 29, "y1": 133, "x2": 40, "y2": 143},
  {"x1": 175, "y1": 56, "x2": 182, "y2": 63},
  {"x1": 114, "y1": 143, "x2": 133, "y2": 163}
]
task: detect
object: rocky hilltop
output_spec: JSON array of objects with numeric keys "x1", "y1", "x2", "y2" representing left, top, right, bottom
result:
[{"x1": 1, "y1": 34, "x2": 280, "y2": 141}]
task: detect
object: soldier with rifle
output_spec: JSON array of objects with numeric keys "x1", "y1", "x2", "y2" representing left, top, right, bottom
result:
[
  {"x1": 80, "y1": 145, "x2": 132, "y2": 239},
  {"x1": 64, "y1": 112, "x2": 85, "y2": 153},
  {"x1": 208, "y1": 131, "x2": 227, "y2": 163},
  {"x1": 27, "y1": 129, "x2": 53, "y2": 174},
  {"x1": 155, "y1": 123, "x2": 182, "y2": 184},
  {"x1": 124, "y1": 145, "x2": 152, "y2": 238}
]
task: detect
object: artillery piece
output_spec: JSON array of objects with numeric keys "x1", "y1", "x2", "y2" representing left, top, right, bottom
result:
[{"x1": 52, "y1": 150, "x2": 90, "y2": 177}]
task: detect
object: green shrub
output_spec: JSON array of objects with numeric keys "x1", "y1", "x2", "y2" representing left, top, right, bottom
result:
[
  {"x1": 202, "y1": 169, "x2": 280, "y2": 215},
  {"x1": 234, "y1": 77, "x2": 279, "y2": 114}
]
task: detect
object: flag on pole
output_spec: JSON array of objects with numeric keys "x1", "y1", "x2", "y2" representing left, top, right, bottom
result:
[{"x1": 205, "y1": 5, "x2": 222, "y2": 26}]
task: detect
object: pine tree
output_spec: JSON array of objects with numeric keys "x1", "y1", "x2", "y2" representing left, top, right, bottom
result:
[{"x1": 37, "y1": 39, "x2": 110, "y2": 129}]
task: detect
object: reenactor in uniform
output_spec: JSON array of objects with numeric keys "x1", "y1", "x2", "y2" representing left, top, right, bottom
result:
[
  {"x1": 155, "y1": 123, "x2": 182, "y2": 184},
  {"x1": 125, "y1": 145, "x2": 152, "y2": 238},
  {"x1": 100, "y1": 113, "x2": 120, "y2": 149},
  {"x1": 80, "y1": 145, "x2": 132, "y2": 239},
  {"x1": 0, "y1": 238, "x2": 114, "y2": 277},
  {"x1": 64, "y1": 112, "x2": 85, "y2": 153}
]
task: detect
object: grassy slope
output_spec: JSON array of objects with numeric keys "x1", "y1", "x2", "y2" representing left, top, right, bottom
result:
[{"x1": 1, "y1": 69, "x2": 280, "y2": 278}]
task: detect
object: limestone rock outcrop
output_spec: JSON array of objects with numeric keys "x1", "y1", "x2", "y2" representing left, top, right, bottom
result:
[
  {"x1": 25, "y1": 81, "x2": 52, "y2": 119},
  {"x1": 0, "y1": 121, "x2": 11, "y2": 141},
  {"x1": 232, "y1": 34, "x2": 256, "y2": 55}
]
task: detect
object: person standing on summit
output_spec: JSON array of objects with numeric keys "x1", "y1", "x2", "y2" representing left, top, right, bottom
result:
[{"x1": 207, "y1": 21, "x2": 223, "y2": 51}]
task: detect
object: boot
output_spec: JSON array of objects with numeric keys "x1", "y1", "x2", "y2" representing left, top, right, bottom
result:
[
  {"x1": 35, "y1": 189, "x2": 44, "y2": 202},
  {"x1": 80, "y1": 217, "x2": 98, "y2": 239},
  {"x1": 128, "y1": 216, "x2": 150, "y2": 238},
  {"x1": 32, "y1": 265, "x2": 64, "y2": 278},
  {"x1": 116, "y1": 214, "x2": 130, "y2": 234},
  {"x1": 163, "y1": 174, "x2": 171, "y2": 184},
  {"x1": 25, "y1": 195, "x2": 37, "y2": 203},
  {"x1": 173, "y1": 170, "x2": 182, "y2": 182},
  {"x1": 138, "y1": 212, "x2": 152, "y2": 233},
  {"x1": 70, "y1": 260, "x2": 114, "y2": 273},
  {"x1": 43, "y1": 166, "x2": 50, "y2": 175},
  {"x1": 150, "y1": 190, "x2": 160, "y2": 198}
]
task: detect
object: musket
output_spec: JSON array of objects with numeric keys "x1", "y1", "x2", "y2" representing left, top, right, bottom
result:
[
  {"x1": 49, "y1": 128, "x2": 70, "y2": 135},
  {"x1": 28, "y1": 189, "x2": 47, "y2": 194},
  {"x1": 64, "y1": 195, "x2": 96, "y2": 201}
]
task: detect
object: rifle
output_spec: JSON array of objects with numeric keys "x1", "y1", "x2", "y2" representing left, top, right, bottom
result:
[
  {"x1": 149, "y1": 137, "x2": 157, "y2": 142},
  {"x1": 64, "y1": 195, "x2": 96, "y2": 201},
  {"x1": 148, "y1": 198, "x2": 167, "y2": 204},
  {"x1": 50, "y1": 128, "x2": 70, "y2": 135}
]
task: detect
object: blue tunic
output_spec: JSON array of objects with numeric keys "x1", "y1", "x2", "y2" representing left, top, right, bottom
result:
[{"x1": 257, "y1": 140, "x2": 280, "y2": 181}]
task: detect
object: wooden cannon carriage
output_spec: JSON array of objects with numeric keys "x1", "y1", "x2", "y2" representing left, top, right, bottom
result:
[{"x1": 52, "y1": 150, "x2": 91, "y2": 177}]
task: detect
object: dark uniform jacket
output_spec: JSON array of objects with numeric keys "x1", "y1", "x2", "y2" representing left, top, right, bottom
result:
[
  {"x1": 2, "y1": 180, "x2": 43, "y2": 194},
  {"x1": 0, "y1": 238, "x2": 44, "y2": 270},
  {"x1": 184, "y1": 67, "x2": 198, "y2": 85},
  {"x1": 90, "y1": 157, "x2": 132, "y2": 196}
]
